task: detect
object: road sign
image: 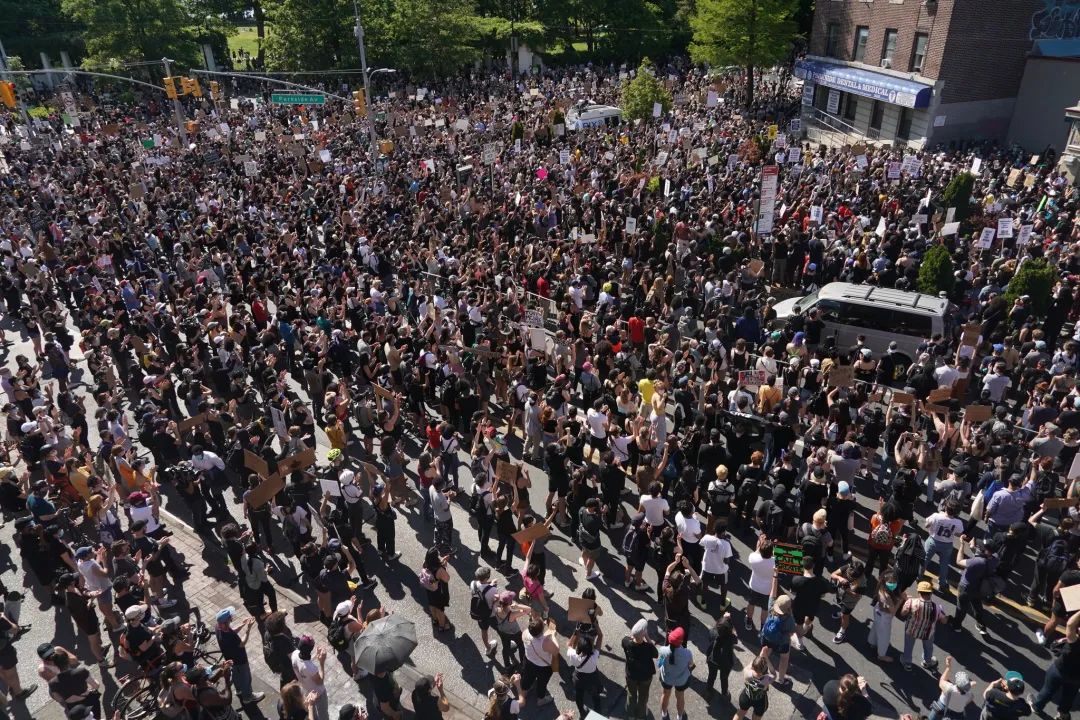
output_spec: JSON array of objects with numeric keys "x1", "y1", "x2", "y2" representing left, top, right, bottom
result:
[{"x1": 270, "y1": 93, "x2": 326, "y2": 106}]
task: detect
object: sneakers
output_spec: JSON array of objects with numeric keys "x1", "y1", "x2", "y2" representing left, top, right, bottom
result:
[
  {"x1": 361, "y1": 578, "x2": 378, "y2": 590},
  {"x1": 791, "y1": 635, "x2": 804, "y2": 652},
  {"x1": 240, "y1": 692, "x2": 266, "y2": 706},
  {"x1": 922, "y1": 658, "x2": 939, "y2": 670},
  {"x1": 587, "y1": 570, "x2": 602, "y2": 581},
  {"x1": 976, "y1": 624, "x2": 989, "y2": 637},
  {"x1": 633, "y1": 581, "x2": 650, "y2": 592},
  {"x1": 833, "y1": 630, "x2": 846, "y2": 644},
  {"x1": 901, "y1": 661, "x2": 913, "y2": 671},
  {"x1": 744, "y1": 616, "x2": 754, "y2": 632},
  {"x1": 12, "y1": 685, "x2": 37, "y2": 701},
  {"x1": 1035, "y1": 629, "x2": 1047, "y2": 645},
  {"x1": 486, "y1": 639, "x2": 498, "y2": 657}
]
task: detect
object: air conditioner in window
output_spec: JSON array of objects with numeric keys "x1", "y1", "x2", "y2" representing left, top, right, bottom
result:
[{"x1": 880, "y1": 58, "x2": 892, "y2": 68}]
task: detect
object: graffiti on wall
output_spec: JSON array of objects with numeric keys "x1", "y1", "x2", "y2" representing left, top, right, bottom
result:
[{"x1": 1030, "y1": 0, "x2": 1080, "y2": 40}]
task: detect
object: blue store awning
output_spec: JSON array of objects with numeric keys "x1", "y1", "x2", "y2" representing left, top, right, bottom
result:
[{"x1": 794, "y1": 58, "x2": 933, "y2": 109}]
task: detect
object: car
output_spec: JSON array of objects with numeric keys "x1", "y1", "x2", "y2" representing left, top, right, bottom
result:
[
  {"x1": 771, "y1": 282, "x2": 955, "y2": 367},
  {"x1": 565, "y1": 103, "x2": 622, "y2": 131}
]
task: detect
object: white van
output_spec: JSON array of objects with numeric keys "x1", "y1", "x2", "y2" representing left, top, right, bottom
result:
[
  {"x1": 566, "y1": 104, "x2": 622, "y2": 131},
  {"x1": 772, "y1": 282, "x2": 954, "y2": 366}
]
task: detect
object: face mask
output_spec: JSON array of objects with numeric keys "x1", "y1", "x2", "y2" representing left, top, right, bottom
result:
[{"x1": 885, "y1": 582, "x2": 898, "y2": 591}]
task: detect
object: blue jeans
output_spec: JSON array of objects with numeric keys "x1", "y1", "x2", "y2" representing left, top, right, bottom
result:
[
  {"x1": 916, "y1": 469, "x2": 939, "y2": 504},
  {"x1": 1034, "y1": 659, "x2": 1080, "y2": 714},
  {"x1": 902, "y1": 631, "x2": 934, "y2": 666},
  {"x1": 231, "y1": 662, "x2": 255, "y2": 701},
  {"x1": 877, "y1": 453, "x2": 895, "y2": 494},
  {"x1": 923, "y1": 538, "x2": 952, "y2": 591}
]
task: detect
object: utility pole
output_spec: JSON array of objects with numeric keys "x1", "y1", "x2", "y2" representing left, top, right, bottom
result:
[
  {"x1": 162, "y1": 57, "x2": 188, "y2": 146},
  {"x1": 0, "y1": 39, "x2": 35, "y2": 138},
  {"x1": 352, "y1": 0, "x2": 380, "y2": 168}
]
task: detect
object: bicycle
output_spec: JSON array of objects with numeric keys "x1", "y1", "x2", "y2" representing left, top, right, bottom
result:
[{"x1": 113, "y1": 621, "x2": 221, "y2": 719}]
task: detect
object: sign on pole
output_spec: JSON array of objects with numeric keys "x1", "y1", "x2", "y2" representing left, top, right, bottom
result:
[
  {"x1": 270, "y1": 93, "x2": 326, "y2": 105},
  {"x1": 482, "y1": 143, "x2": 497, "y2": 165},
  {"x1": 756, "y1": 165, "x2": 779, "y2": 236}
]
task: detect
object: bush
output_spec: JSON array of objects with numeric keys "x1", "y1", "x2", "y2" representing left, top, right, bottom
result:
[
  {"x1": 1005, "y1": 258, "x2": 1058, "y2": 315},
  {"x1": 646, "y1": 176, "x2": 660, "y2": 194},
  {"x1": 511, "y1": 121, "x2": 524, "y2": 142},
  {"x1": 941, "y1": 172, "x2": 975, "y2": 222},
  {"x1": 27, "y1": 105, "x2": 50, "y2": 119},
  {"x1": 916, "y1": 244, "x2": 954, "y2": 296}
]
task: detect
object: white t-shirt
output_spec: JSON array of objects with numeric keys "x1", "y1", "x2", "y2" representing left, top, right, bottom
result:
[
  {"x1": 748, "y1": 551, "x2": 775, "y2": 595},
  {"x1": 586, "y1": 408, "x2": 608, "y2": 439},
  {"x1": 639, "y1": 495, "x2": 669, "y2": 526},
  {"x1": 290, "y1": 651, "x2": 324, "y2": 695},
  {"x1": 700, "y1": 534, "x2": 733, "y2": 575},
  {"x1": 675, "y1": 513, "x2": 702, "y2": 544},
  {"x1": 77, "y1": 558, "x2": 112, "y2": 593},
  {"x1": 565, "y1": 647, "x2": 600, "y2": 674},
  {"x1": 925, "y1": 512, "x2": 965, "y2": 545}
]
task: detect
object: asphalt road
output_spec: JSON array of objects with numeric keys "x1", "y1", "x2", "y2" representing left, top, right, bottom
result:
[{"x1": 0, "y1": 310, "x2": 1067, "y2": 720}]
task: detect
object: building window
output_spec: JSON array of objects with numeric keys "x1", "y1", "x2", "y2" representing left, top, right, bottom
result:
[
  {"x1": 911, "y1": 32, "x2": 928, "y2": 72},
  {"x1": 897, "y1": 107, "x2": 913, "y2": 140},
  {"x1": 825, "y1": 23, "x2": 841, "y2": 57},
  {"x1": 870, "y1": 101, "x2": 885, "y2": 131},
  {"x1": 843, "y1": 94, "x2": 858, "y2": 122},
  {"x1": 881, "y1": 29, "x2": 898, "y2": 67},
  {"x1": 852, "y1": 26, "x2": 870, "y2": 62}
]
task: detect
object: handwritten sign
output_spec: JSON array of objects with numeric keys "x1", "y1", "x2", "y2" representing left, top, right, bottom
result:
[
  {"x1": 495, "y1": 461, "x2": 520, "y2": 484},
  {"x1": 278, "y1": 446, "x2": 317, "y2": 476},
  {"x1": 737, "y1": 370, "x2": 768, "y2": 388},
  {"x1": 773, "y1": 543, "x2": 804, "y2": 575},
  {"x1": 245, "y1": 473, "x2": 284, "y2": 509},
  {"x1": 829, "y1": 365, "x2": 854, "y2": 389},
  {"x1": 244, "y1": 450, "x2": 270, "y2": 477},
  {"x1": 523, "y1": 309, "x2": 544, "y2": 327},
  {"x1": 964, "y1": 404, "x2": 993, "y2": 423}
]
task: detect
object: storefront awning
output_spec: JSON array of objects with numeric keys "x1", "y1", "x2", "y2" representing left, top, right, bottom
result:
[{"x1": 794, "y1": 58, "x2": 933, "y2": 109}]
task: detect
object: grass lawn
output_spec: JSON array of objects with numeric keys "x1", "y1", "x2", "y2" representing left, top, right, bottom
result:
[{"x1": 228, "y1": 25, "x2": 267, "y2": 58}]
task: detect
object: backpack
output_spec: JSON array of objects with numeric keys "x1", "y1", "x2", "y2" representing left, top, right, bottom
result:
[
  {"x1": 327, "y1": 614, "x2": 350, "y2": 651},
  {"x1": 764, "y1": 504, "x2": 785, "y2": 538},
  {"x1": 784, "y1": 487, "x2": 803, "y2": 519},
  {"x1": 470, "y1": 489, "x2": 492, "y2": 517},
  {"x1": 760, "y1": 614, "x2": 785, "y2": 646},
  {"x1": 622, "y1": 526, "x2": 641, "y2": 556},
  {"x1": 470, "y1": 583, "x2": 494, "y2": 621},
  {"x1": 870, "y1": 519, "x2": 895, "y2": 547},
  {"x1": 262, "y1": 630, "x2": 291, "y2": 675},
  {"x1": 1038, "y1": 537, "x2": 1071, "y2": 575},
  {"x1": 800, "y1": 523, "x2": 824, "y2": 560},
  {"x1": 895, "y1": 533, "x2": 925, "y2": 575},
  {"x1": 738, "y1": 478, "x2": 760, "y2": 503}
]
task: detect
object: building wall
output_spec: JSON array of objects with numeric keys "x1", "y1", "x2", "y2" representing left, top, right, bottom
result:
[
  {"x1": 1007, "y1": 57, "x2": 1080, "y2": 153},
  {"x1": 809, "y1": 0, "x2": 945, "y2": 78},
  {"x1": 928, "y1": 97, "x2": 1017, "y2": 145}
]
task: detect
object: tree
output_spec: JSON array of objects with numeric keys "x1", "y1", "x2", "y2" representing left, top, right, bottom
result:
[
  {"x1": 61, "y1": 0, "x2": 201, "y2": 70},
  {"x1": 941, "y1": 172, "x2": 976, "y2": 222},
  {"x1": 620, "y1": 59, "x2": 671, "y2": 121},
  {"x1": 263, "y1": 0, "x2": 362, "y2": 71},
  {"x1": 385, "y1": 0, "x2": 481, "y2": 78},
  {"x1": 1006, "y1": 258, "x2": 1058, "y2": 315},
  {"x1": 0, "y1": 0, "x2": 83, "y2": 63},
  {"x1": 688, "y1": 0, "x2": 798, "y2": 106},
  {"x1": 916, "y1": 244, "x2": 954, "y2": 296}
]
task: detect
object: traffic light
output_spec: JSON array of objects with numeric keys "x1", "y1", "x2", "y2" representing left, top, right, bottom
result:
[
  {"x1": 163, "y1": 76, "x2": 178, "y2": 100},
  {"x1": 352, "y1": 89, "x2": 366, "y2": 117},
  {"x1": 209, "y1": 81, "x2": 220, "y2": 100},
  {"x1": 0, "y1": 82, "x2": 15, "y2": 109}
]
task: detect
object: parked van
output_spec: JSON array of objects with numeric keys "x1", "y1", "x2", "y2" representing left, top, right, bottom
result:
[
  {"x1": 771, "y1": 282, "x2": 954, "y2": 366},
  {"x1": 566, "y1": 104, "x2": 622, "y2": 131}
]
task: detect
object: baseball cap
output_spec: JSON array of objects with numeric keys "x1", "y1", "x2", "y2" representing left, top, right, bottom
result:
[
  {"x1": 125, "y1": 604, "x2": 148, "y2": 621},
  {"x1": 338, "y1": 704, "x2": 360, "y2": 720},
  {"x1": 215, "y1": 607, "x2": 236, "y2": 624},
  {"x1": 667, "y1": 627, "x2": 685, "y2": 646},
  {"x1": 334, "y1": 600, "x2": 354, "y2": 619},
  {"x1": 75, "y1": 546, "x2": 93, "y2": 559},
  {"x1": 837, "y1": 481, "x2": 850, "y2": 497},
  {"x1": 917, "y1": 581, "x2": 934, "y2": 593},
  {"x1": 1005, "y1": 671, "x2": 1024, "y2": 693}
]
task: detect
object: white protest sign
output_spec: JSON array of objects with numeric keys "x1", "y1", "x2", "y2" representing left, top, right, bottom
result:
[
  {"x1": 888, "y1": 162, "x2": 902, "y2": 180},
  {"x1": 319, "y1": 149, "x2": 331, "y2": 163},
  {"x1": 855, "y1": 155, "x2": 868, "y2": 170},
  {"x1": 706, "y1": 90, "x2": 718, "y2": 108},
  {"x1": 559, "y1": 148, "x2": 570, "y2": 165},
  {"x1": 941, "y1": 222, "x2": 960, "y2": 236},
  {"x1": 1016, "y1": 224, "x2": 1033, "y2": 245},
  {"x1": 997, "y1": 217, "x2": 1014, "y2": 239},
  {"x1": 625, "y1": 216, "x2": 637, "y2": 235},
  {"x1": 810, "y1": 206, "x2": 823, "y2": 223},
  {"x1": 788, "y1": 147, "x2": 801, "y2": 164},
  {"x1": 976, "y1": 227, "x2": 996, "y2": 248},
  {"x1": 875, "y1": 217, "x2": 887, "y2": 238},
  {"x1": 652, "y1": 102, "x2": 662, "y2": 118},
  {"x1": 244, "y1": 161, "x2": 257, "y2": 177},
  {"x1": 971, "y1": 157, "x2": 982, "y2": 175}
]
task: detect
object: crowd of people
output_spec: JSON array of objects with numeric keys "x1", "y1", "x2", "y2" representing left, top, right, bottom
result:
[{"x1": 0, "y1": 56, "x2": 1078, "y2": 720}]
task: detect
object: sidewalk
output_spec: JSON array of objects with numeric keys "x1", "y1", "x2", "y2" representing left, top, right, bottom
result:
[{"x1": 159, "y1": 507, "x2": 486, "y2": 720}]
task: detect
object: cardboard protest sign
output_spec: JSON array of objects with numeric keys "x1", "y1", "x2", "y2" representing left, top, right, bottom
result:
[
  {"x1": 829, "y1": 365, "x2": 854, "y2": 389},
  {"x1": 1061, "y1": 584, "x2": 1080, "y2": 613},
  {"x1": 245, "y1": 473, "x2": 284, "y2": 509},
  {"x1": 773, "y1": 543, "x2": 804, "y2": 575},
  {"x1": 244, "y1": 450, "x2": 271, "y2": 477},
  {"x1": 928, "y1": 387, "x2": 953, "y2": 403},
  {"x1": 1043, "y1": 497, "x2": 1080, "y2": 510},
  {"x1": 961, "y1": 324, "x2": 981, "y2": 347},
  {"x1": 963, "y1": 404, "x2": 992, "y2": 423},
  {"x1": 568, "y1": 596, "x2": 597, "y2": 623},
  {"x1": 175, "y1": 413, "x2": 207, "y2": 436},
  {"x1": 495, "y1": 461, "x2": 520, "y2": 484},
  {"x1": 278, "y1": 446, "x2": 316, "y2": 475},
  {"x1": 891, "y1": 391, "x2": 915, "y2": 406},
  {"x1": 512, "y1": 521, "x2": 550, "y2": 545}
]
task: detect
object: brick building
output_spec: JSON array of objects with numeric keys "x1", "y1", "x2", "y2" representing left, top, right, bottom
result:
[{"x1": 795, "y1": 0, "x2": 1041, "y2": 149}]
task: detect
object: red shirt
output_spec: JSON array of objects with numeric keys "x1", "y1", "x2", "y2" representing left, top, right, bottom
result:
[
  {"x1": 628, "y1": 316, "x2": 645, "y2": 344},
  {"x1": 426, "y1": 425, "x2": 441, "y2": 451},
  {"x1": 536, "y1": 276, "x2": 549, "y2": 298}
]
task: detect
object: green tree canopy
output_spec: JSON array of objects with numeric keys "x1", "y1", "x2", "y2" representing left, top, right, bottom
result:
[
  {"x1": 620, "y1": 59, "x2": 671, "y2": 121},
  {"x1": 941, "y1": 172, "x2": 976, "y2": 222},
  {"x1": 61, "y1": 0, "x2": 201, "y2": 70},
  {"x1": 916, "y1": 244, "x2": 955, "y2": 296},
  {"x1": 384, "y1": 0, "x2": 481, "y2": 78},
  {"x1": 0, "y1": 0, "x2": 83, "y2": 64},
  {"x1": 1006, "y1": 258, "x2": 1058, "y2": 315},
  {"x1": 689, "y1": 0, "x2": 798, "y2": 105}
]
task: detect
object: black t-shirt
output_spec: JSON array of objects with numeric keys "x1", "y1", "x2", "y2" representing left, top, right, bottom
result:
[
  {"x1": 791, "y1": 574, "x2": 831, "y2": 613},
  {"x1": 123, "y1": 624, "x2": 159, "y2": 663},
  {"x1": 215, "y1": 626, "x2": 248, "y2": 665},
  {"x1": 49, "y1": 666, "x2": 93, "y2": 703},
  {"x1": 822, "y1": 679, "x2": 872, "y2": 720},
  {"x1": 621, "y1": 637, "x2": 659, "y2": 680},
  {"x1": 982, "y1": 687, "x2": 1031, "y2": 719},
  {"x1": 371, "y1": 673, "x2": 399, "y2": 704}
]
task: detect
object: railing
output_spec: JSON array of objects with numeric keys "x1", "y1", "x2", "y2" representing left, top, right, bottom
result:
[{"x1": 803, "y1": 106, "x2": 864, "y2": 147}]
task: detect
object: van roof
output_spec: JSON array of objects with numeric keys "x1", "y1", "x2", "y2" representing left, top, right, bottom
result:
[
  {"x1": 567, "y1": 104, "x2": 621, "y2": 118},
  {"x1": 817, "y1": 282, "x2": 949, "y2": 316}
]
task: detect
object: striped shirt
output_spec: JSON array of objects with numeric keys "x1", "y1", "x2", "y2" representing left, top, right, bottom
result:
[{"x1": 900, "y1": 597, "x2": 943, "y2": 639}]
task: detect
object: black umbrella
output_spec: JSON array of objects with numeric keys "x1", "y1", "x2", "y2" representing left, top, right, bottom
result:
[{"x1": 350, "y1": 614, "x2": 418, "y2": 674}]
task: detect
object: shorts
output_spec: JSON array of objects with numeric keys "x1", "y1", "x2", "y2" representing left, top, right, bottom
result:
[
  {"x1": 748, "y1": 589, "x2": 770, "y2": 608},
  {"x1": 547, "y1": 476, "x2": 569, "y2": 497},
  {"x1": 582, "y1": 545, "x2": 605, "y2": 559},
  {"x1": 0, "y1": 645, "x2": 17, "y2": 670},
  {"x1": 762, "y1": 638, "x2": 791, "y2": 655},
  {"x1": 738, "y1": 689, "x2": 768, "y2": 715},
  {"x1": 589, "y1": 435, "x2": 607, "y2": 450},
  {"x1": 476, "y1": 615, "x2": 495, "y2": 631},
  {"x1": 660, "y1": 680, "x2": 690, "y2": 691},
  {"x1": 702, "y1": 571, "x2": 726, "y2": 590}
]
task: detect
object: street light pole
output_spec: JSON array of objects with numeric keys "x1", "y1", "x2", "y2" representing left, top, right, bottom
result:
[
  {"x1": 162, "y1": 57, "x2": 188, "y2": 145},
  {"x1": 352, "y1": 0, "x2": 380, "y2": 168}
]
